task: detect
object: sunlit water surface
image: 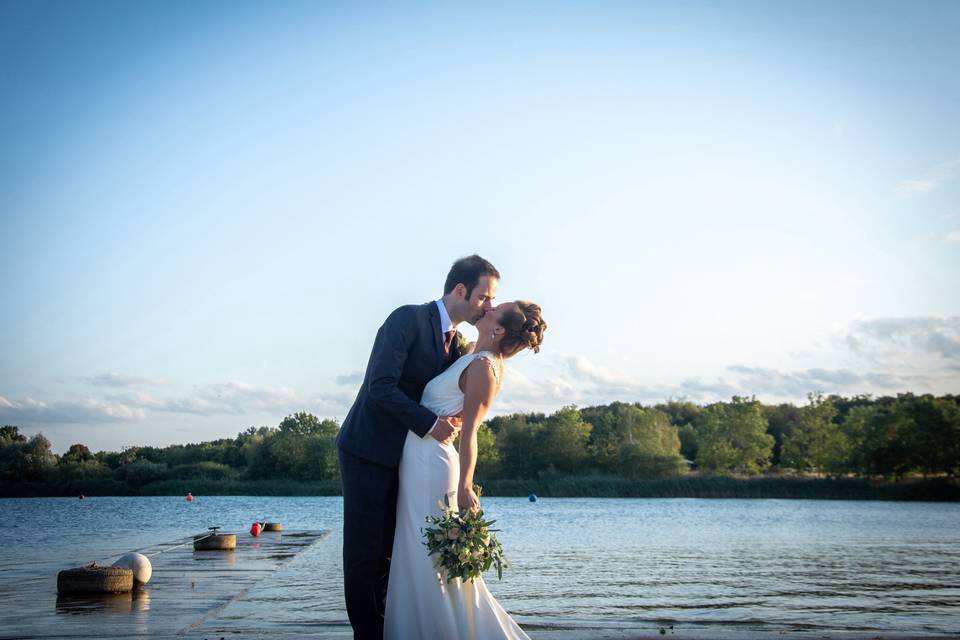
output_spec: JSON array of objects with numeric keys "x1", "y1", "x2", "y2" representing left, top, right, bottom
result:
[{"x1": 1, "y1": 496, "x2": 958, "y2": 636}]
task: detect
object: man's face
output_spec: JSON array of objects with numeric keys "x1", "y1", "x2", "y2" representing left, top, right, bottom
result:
[{"x1": 463, "y1": 275, "x2": 498, "y2": 325}]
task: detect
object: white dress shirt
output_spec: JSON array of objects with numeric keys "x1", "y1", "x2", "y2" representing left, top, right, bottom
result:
[{"x1": 427, "y1": 299, "x2": 456, "y2": 435}]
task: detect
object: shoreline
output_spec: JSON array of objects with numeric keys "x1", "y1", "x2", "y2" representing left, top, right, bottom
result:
[{"x1": 4, "y1": 475, "x2": 958, "y2": 501}]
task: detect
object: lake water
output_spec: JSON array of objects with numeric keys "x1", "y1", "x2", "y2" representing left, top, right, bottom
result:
[{"x1": 1, "y1": 496, "x2": 958, "y2": 638}]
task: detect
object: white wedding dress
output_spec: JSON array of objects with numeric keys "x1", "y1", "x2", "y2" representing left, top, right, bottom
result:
[{"x1": 384, "y1": 351, "x2": 530, "y2": 640}]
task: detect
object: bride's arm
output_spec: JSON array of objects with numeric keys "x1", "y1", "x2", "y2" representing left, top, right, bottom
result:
[{"x1": 457, "y1": 359, "x2": 498, "y2": 513}]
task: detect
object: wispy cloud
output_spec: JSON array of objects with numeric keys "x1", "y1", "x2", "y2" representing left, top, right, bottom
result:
[
  {"x1": 898, "y1": 156, "x2": 960, "y2": 194},
  {"x1": 496, "y1": 365, "x2": 579, "y2": 414},
  {"x1": 496, "y1": 316, "x2": 960, "y2": 412},
  {"x1": 946, "y1": 230, "x2": 960, "y2": 244},
  {"x1": 843, "y1": 316, "x2": 960, "y2": 362},
  {"x1": 1, "y1": 381, "x2": 316, "y2": 424},
  {"x1": 0, "y1": 395, "x2": 147, "y2": 423},
  {"x1": 563, "y1": 356, "x2": 666, "y2": 400},
  {"x1": 82, "y1": 373, "x2": 164, "y2": 389},
  {"x1": 721, "y1": 365, "x2": 922, "y2": 398},
  {"x1": 159, "y1": 382, "x2": 302, "y2": 416},
  {"x1": 335, "y1": 372, "x2": 364, "y2": 386}
]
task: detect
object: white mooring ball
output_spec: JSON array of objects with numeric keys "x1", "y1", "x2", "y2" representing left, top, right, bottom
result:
[{"x1": 112, "y1": 552, "x2": 152, "y2": 584}]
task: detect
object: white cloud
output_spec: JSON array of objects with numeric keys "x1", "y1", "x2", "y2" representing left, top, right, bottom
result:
[
  {"x1": 491, "y1": 315, "x2": 960, "y2": 412},
  {"x1": 495, "y1": 365, "x2": 579, "y2": 414},
  {"x1": 843, "y1": 316, "x2": 960, "y2": 362},
  {"x1": 82, "y1": 373, "x2": 163, "y2": 388},
  {"x1": 945, "y1": 230, "x2": 960, "y2": 244},
  {"x1": 0, "y1": 381, "x2": 316, "y2": 425},
  {"x1": 0, "y1": 395, "x2": 147, "y2": 423},
  {"x1": 159, "y1": 381, "x2": 303, "y2": 416},
  {"x1": 566, "y1": 356, "x2": 633, "y2": 386},
  {"x1": 335, "y1": 372, "x2": 364, "y2": 386},
  {"x1": 721, "y1": 365, "x2": 924, "y2": 398},
  {"x1": 898, "y1": 156, "x2": 960, "y2": 194}
]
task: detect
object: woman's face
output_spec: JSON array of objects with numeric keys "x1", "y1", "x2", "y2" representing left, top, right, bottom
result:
[{"x1": 478, "y1": 302, "x2": 510, "y2": 337}]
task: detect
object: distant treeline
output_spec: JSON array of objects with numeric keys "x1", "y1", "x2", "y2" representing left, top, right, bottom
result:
[{"x1": 2, "y1": 392, "x2": 958, "y2": 500}]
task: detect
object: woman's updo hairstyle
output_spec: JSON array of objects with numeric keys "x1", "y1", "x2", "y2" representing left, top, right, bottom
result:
[{"x1": 498, "y1": 301, "x2": 546, "y2": 358}]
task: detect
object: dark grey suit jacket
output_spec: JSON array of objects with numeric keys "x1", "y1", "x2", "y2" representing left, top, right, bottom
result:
[{"x1": 336, "y1": 302, "x2": 461, "y2": 468}]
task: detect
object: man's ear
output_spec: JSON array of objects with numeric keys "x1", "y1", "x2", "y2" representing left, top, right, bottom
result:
[{"x1": 454, "y1": 283, "x2": 467, "y2": 299}]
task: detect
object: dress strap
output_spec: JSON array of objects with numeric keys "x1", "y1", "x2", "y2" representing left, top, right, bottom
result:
[{"x1": 473, "y1": 351, "x2": 501, "y2": 385}]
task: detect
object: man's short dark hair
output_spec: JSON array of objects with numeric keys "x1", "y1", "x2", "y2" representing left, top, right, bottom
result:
[{"x1": 444, "y1": 255, "x2": 500, "y2": 298}]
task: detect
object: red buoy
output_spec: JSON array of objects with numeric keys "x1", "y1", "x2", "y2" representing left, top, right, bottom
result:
[
  {"x1": 250, "y1": 522, "x2": 262, "y2": 537},
  {"x1": 186, "y1": 492, "x2": 194, "y2": 502},
  {"x1": 78, "y1": 494, "x2": 84, "y2": 500}
]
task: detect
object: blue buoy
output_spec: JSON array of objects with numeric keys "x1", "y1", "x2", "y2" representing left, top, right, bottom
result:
[{"x1": 528, "y1": 494, "x2": 537, "y2": 502}]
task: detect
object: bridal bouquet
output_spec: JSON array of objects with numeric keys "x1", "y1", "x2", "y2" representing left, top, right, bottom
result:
[{"x1": 422, "y1": 485, "x2": 508, "y2": 584}]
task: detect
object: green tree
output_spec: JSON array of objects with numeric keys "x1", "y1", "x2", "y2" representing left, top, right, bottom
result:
[
  {"x1": 123, "y1": 459, "x2": 169, "y2": 490},
  {"x1": 894, "y1": 394, "x2": 960, "y2": 477},
  {"x1": 536, "y1": 406, "x2": 592, "y2": 474},
  {"x1": 58, "y1": 458, "x2": 114, "y2": 493},
  {"x1": 271, "y1": 413, "x2": 340, "y2": 481},
  {"x1": 62, "y1": 443, "x2": 94, "y2": 464},
  {"x1": 583, "y1": 403, "x2": 628, "y2": 472},
  {"x1": 475, "y1": 423, "x2": 500, "y2": 478},
  {"x1": 781, "y1": 393, "x2": 847, "y2": 476},
  {"x1": 0, "y1": 425, "x2": 27, "y2": 444},
  {"x1": 695, "y1": 397, "x2": 773, "y2": 475},
  {"x1": 841, "y1": 402, "x2": 907, "y2": 479},
  {"x1": 278, "y1": 412, "x2": 336, "y2": 437},
  {"x1": 494, "y1": 414, "x2": 542, "y2": 478},
  {"x1": 654, "y1": 400, "x2": 702, "y2": 427},
  {"x1": 616, "y1": 406, "x2": 685, "y2": 478},
  {"x1": 762, "y1": 403, "x2": 803, "y2": 466}
]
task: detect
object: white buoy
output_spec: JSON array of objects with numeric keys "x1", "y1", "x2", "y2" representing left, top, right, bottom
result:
[{"x1": 112, "y1": 552, "x2": 152, "y2": 584}]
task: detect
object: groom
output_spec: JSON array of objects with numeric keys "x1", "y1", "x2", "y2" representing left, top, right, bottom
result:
[{"x1": 336, "y1": 254, "x2": 500, "y2": 639}]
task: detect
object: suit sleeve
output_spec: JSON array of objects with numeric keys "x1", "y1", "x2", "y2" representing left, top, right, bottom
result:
[{"x1": 367, "y1": 307, "x2": 439, "y2": 438}]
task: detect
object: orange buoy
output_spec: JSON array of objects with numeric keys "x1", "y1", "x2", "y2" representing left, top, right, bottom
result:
[
  {"x1": 186, "y1": 492, "x2": 194, "y2": 502},
  {"x1": 250, "y1": 522, "x2": 262, "y2": 537}
]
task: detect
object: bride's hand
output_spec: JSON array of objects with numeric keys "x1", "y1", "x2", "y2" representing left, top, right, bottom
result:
[{"x1": 458, "y1": 485, "x2": 480, "y2": 514}]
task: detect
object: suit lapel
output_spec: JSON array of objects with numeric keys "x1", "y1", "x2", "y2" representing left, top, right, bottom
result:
[{"x1": 427, "y1": 302, "x2": 445, "y2": 372}]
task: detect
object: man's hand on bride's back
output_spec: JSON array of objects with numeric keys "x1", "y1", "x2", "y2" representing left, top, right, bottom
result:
[{"x1": 430, "y1": 415, "x2": 462, "y2": 445}]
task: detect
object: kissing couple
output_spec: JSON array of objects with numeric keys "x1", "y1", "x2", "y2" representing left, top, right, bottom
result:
[{"x1": 336, "y1": 255, "x2": 546, "y2": 639}]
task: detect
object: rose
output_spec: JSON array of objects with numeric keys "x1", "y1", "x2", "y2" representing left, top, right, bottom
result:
[{"x1": 447, "y1": 527, "x2": 461, "y2": 540}]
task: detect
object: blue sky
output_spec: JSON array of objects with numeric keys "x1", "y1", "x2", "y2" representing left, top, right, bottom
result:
[{"x1": 1, "y1": 0, "x2": 958, "y2": 452}]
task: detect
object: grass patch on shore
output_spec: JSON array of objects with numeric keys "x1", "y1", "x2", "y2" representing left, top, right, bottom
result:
[{"x1": 480, "y1": 475, "x2": 960, "y2": 500}]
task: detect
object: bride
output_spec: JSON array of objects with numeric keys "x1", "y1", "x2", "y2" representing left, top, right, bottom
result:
[{"x1": 384, "y1": 300, "x2": 546, "y2": 640}]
